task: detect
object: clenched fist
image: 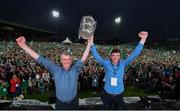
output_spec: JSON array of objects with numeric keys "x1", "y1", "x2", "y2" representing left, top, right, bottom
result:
[
  {"x1": 138, "y1": 31, "x2": 148, "y2": 39},
  {"x1": 16, "y1": 36, "x2": 26, "y2": 48}
]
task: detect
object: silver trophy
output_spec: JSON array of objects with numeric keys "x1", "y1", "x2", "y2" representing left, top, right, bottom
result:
[{"x1": 78, "y1": 15, "x2": 97, "y2": 39}]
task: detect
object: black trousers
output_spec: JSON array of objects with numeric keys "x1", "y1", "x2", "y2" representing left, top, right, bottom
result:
[
  {"x1": 101, "y1": 90, "x2": 124, "y2": 110},
  {"x1": 55, "y1": 96, "x2": 79, "y2": 110}
]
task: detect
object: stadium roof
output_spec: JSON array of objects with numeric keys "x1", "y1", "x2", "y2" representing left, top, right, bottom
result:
[{"x1": 0, "y1": 19, "x2": 54, "y2": 35}]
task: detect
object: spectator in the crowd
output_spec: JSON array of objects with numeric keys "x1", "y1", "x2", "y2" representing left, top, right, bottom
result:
[
  {"x1": 91, "y1": 72, "x2": 99, "y2": 95},
  {"x1": 160, "y1": 74, "x2": 175, "y2": 99},
  {"x1": 0, "y1": 80, "x2": 9, "y2": 99},
  {"x1": 28, "y1": 77, "x2": 33, "y2": 95},
  {"x1": 10, "y1": 74, "x2": 21, "y2": 100},
  {"x1": 21, "y1": 78, "x2": 28, "y2": 94}
]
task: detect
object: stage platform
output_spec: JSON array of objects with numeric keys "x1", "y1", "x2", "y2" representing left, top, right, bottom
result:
[{"x1": 0, "y1": 95, "x2": 179, "y2": 110}]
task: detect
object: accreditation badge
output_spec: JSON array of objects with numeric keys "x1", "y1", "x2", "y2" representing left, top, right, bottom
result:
[{"x1": 111, "y1": 77, "x2": 117, "y2": 86}]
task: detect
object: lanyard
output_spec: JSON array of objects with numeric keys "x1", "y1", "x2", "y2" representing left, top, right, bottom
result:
[{"x1": 110, "y1": 62, "x2": 118, "y2": 76}]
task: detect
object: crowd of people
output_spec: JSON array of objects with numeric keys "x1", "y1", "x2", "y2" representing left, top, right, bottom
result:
[{"x1": 0, "y1": 40, "x2": 179, "y2": 100}]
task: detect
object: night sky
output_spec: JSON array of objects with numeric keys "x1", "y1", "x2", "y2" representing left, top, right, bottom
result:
[{"x1": 0, "y1": 0, "x2": 180, "y2": 41}]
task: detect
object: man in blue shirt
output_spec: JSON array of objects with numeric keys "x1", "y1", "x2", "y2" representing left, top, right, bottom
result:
[
  {"x1": 90, "y1": 31, "x2": 148, "y2": 109},
  {"x1": 16, "y1": 36, "x2": 92, "y2": 109}
]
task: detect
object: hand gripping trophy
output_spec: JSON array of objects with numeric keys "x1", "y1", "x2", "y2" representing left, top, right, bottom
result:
[{"x1": 78, "y1": 15, "x2": 97, "y2": 39}]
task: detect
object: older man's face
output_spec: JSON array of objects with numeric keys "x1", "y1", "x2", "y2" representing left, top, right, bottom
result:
[{"x1": 60, "y1": 54, "x2": 73, "y2": 70}]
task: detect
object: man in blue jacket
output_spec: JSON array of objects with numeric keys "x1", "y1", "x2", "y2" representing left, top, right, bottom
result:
[{"x1": 90, "y1": 31, "x2": 148, "y2": 109}]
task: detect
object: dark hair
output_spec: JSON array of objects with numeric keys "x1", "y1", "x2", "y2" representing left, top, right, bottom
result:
[{"x1": 110, "y1": 48, "x2": 120, "y2": 54}]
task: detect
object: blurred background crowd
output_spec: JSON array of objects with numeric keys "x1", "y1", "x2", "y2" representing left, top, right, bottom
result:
[{"x1": 0, "y1": 41, "x2": 179, "y2": 100}]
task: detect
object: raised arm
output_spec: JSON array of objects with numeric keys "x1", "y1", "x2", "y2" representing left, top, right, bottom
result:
[
  {"x1": 90, "y1": 36, "x2": 106, "y2": 65},
  {"x1": 139, "y1": 31, "x2": 148, "y2": 45},
  {"x1": 124, "y1": 31, "x2": 148, "y2": 66},
  {"x1": 81, "y1": 36, "x2": 93, "y2": 63},
  {"x1": 16, "y1": 36, "x2": 59, "y2": 75},
  {"x1": 16, "y1": 36, "x2": 39, "y2": 59}
]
